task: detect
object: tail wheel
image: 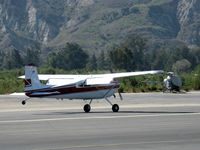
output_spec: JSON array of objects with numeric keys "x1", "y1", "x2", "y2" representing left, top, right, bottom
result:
[
  {"x1": 112, "y1": 104, "x2": 119, "y2": 112},
  {"x1": 83, "y1": 104, "x2": 91, "y2": 113},
  {"x1": 22, "y1": 100, "x2": 26, "y2": 105}
]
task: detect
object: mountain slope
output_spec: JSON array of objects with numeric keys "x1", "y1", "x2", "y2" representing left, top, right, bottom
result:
[{"x1": 0, "y1": 0, "x2": 199, "y2": 54}]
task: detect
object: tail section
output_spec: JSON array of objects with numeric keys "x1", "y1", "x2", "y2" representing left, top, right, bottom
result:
[{"x1": 24, "y1": 64, "x2": 49, "y2": 91}]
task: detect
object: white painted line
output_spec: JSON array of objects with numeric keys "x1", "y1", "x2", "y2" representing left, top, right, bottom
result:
[
  {"x1": 35, "y1": 138, "x2": 200, "y2": 150},
  {"x1": 0, "y1": 103, "x2": 200, "y2": 112},
  {"x1": 0, "y1": 112, "x2": 200, "y2": 124}
]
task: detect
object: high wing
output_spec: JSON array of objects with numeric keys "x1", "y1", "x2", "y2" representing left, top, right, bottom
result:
[
  {"x1": 95, "y1": 70, "x2": 164, "y2": 78},
  {"x1": 19, "y1": 70, "x2": 164, "y2": 86}
]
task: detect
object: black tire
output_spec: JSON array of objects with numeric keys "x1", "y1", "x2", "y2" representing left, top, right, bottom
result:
[
  {"x1": 84, "y1": 104, "x2": 91, "y2": 113},
  {"x1": 22, "y1": 100, "x2": 26, "y2": 105},
  {"x1": 112, "y1": 104, "x2": 119, "y2": 112}
]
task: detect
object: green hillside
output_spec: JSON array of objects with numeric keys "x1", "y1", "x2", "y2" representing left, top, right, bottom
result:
[{"x1": 0, "y1": 0, "x2": 199, "y2": 54}]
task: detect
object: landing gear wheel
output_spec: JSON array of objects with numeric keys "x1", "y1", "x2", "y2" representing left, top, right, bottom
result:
[
  {"x1": 22, "y1": 100, "x2": 26, "y2": 105},
  {"x1": 84, "y1": 104, "x2": 91, "y2": 113},
  {"x1": 112, "y1": 104, "x2": 119, "y2": 112}
]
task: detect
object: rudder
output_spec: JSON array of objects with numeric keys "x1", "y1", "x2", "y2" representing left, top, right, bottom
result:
[{"x1": 24, "y1": 64, "x2": 49, "y2": 91}]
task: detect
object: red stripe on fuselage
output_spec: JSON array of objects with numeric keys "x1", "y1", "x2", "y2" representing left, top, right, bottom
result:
[{"x1": 25, "y1": 83, "x2": 120, "y2": 97}]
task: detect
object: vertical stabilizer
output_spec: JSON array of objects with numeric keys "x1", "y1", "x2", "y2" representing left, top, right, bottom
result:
[{"x1": 24, "y1": 64, "x2": 49, "y2": 91}]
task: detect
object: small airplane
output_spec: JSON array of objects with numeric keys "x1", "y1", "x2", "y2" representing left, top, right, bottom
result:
[{"x1": 19, "y1": 64, "x2": 164, "y2": 112}]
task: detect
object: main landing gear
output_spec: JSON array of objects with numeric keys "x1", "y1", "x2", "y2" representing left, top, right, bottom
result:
[
  {"x1": 112, "y1": 104, "x2": 119, "y2": 112},
  {"x1": 83, "y1": 104, "x2": 91, "y2": 113},
  {"x1": 105, "y1": 97, "x2": 119, "y2": 112},
  {"x1": 83, "y1": 98, "x2": 119, "y2": 113}
]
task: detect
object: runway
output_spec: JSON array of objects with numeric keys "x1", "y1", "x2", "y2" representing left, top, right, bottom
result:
[{"x1": 0, "y1": 92, "x2": 200, "y2": 150}]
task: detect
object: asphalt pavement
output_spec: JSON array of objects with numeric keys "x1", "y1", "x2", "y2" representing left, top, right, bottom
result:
[{"x1": 0, "y1": 92, "x2": 200, "y2": 150}]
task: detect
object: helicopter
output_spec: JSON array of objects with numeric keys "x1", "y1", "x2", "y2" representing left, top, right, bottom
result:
[
  {"x1": 162, "y1": 72, "x2": 182, "y2": 93},
  {"x1": 143, "y1": 72, "x2": 183, "y2": 93}
]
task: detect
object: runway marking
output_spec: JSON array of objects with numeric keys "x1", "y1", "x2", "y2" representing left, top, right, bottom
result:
[
  {"x1": 1, "y1": 103, "x2": 200, "y2": 112},
  {"x1": 0, "y1": 112, "x2": 200, "y2": 124},
  {"x1": 35, "y1": 138, "x2": 200, "y2": 150}
]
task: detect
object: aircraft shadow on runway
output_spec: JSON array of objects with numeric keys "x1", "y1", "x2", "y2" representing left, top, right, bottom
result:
[{"x1": 34, "y1": 110, "x2": 196, "y2": 116}]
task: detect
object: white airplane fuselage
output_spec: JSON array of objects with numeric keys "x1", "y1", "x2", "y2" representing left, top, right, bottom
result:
[{"x1": 25, "y1": 82, "x2": 120, "y2": 100}]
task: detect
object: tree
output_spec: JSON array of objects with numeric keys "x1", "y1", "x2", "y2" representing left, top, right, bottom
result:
[
  {"x1": 151, "y1": 50, "x2": 168, "y2": 70},
  {"x1": 86, "y1": 54, "x2": 97, "y2": 71},
  {"x1": 192, "y1": 65, "x2": 200, "y2": 90},
  {"x1": 24, "y1": 48, "x2": 41, "y2": 65},
  {"x1": 11, "y1": 48, "x2": 23, "y2": 68},
  {"x1": 1, "y1": 48, "x2": 23, "y2": 69},
  {"x1": 151, "y1": 46, "x2": 192, "y2": 71},
  {"x1": 48, "y1": 43, "x2": 88, "y2": 70},
  {"x1": 124, "y1": 35, "x2": 148, "y2": 69},
  {"x1": 172, "y1": 59, "x2": 191, "y2": 74},
  {"x1": 109, "y1": 35, "x2": 148, "y2": 71},
  {"x1": 97, "y1": 51, "x2": 110, "y2": 70},
  {"x1": 189, "y1": 48, "x2": 200, "y2": 68},
  {"x1": 109, "y1": 47, "x2": 132, "y2": 71}
]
